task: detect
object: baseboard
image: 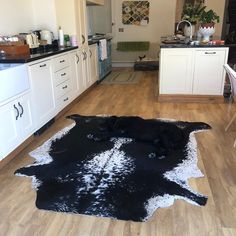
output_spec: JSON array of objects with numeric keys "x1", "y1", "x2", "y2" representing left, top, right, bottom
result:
[
  {"x1": 112, "y1": 62, "x2": 134, "y2": 68},
  {"x1": 158, "y1": 94, "x2": 225, "y2": 103}
]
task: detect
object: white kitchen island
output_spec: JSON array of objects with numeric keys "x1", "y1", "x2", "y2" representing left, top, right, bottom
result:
[{"x1": 159, "y1": 43, "x2": 229, "y2": 102}]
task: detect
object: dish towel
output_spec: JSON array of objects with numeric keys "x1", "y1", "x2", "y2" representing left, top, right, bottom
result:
[{"x1": 99, "y1": 39, "x2": 107, "y2": 61}]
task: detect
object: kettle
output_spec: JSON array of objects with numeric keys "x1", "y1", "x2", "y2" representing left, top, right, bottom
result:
[
  {"x1": 25, "y1": 33, "x2": 40, "y2": 49},
  {"x1": 40, "y1": 30, "x2": 53, "y2": 45}
]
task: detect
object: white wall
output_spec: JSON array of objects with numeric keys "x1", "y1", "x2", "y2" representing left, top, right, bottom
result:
[
  {"x1": 31, "y1": 0, "x2": 58, "y2": 37},
  {"x1": 0, "y1": 0, "x2": 35, "y2": 35},
  {"x1": 112, "y1": 0, "x2": 177, "y2": 63},
  {"x1": 0, "y1": 0, "x2": 58, "y2": 37}
]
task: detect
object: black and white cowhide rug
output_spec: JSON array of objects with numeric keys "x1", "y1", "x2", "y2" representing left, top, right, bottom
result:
[{"x1": 15, "y1": 114, "x2": 211, "y2": 222}]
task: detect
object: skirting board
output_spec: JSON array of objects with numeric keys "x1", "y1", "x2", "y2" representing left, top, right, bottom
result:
[
  {"x1": 158, "y1": 94, "x2": 225, "y2": 103},
  {"x1": 112, "y1": 62, "x2": 134, "y2": 68}
]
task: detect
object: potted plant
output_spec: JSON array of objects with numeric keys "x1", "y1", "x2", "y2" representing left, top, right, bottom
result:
[
  {"x1": 199, "y1": 9, "x2": 220, "y2": 42},
  {"x1": 181, "y1": 2, "x2": 206, "y2": 37}
]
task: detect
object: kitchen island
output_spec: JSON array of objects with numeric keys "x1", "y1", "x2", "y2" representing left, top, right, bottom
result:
[{"x1": 158, "y1": 40, "x2": 229, "y2": 102}]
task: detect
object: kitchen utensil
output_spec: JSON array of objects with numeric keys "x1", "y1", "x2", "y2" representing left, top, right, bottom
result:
[{"x1": 40, "y1": 30, "x2": 53, "y2": 45}]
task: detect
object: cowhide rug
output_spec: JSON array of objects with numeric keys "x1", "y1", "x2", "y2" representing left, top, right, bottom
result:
[{"x1": 15, "y1": 114, "x2": 211, "y2": 222}]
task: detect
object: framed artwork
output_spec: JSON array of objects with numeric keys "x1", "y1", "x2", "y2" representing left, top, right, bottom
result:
[{"x1": 122, "y1": 1, "x2": 150, "y2": 26}]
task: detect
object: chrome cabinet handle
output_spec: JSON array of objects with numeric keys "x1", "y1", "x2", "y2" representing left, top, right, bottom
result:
[
  {"x1": 89, "y1": 49, "x2": 92, "y2": 58},
  {"x1": 14, "y1": 104, "x2": 19, "y2": 120},
  {"x1": 76, "y1": 54, "x2": 80, "y2": 63},
  {"x1": 40, "y1": 64, "x2": 46, "y2": 68},
  {"x1": 18, "y1": 102, "x2": 24, "y2": 117},
  {"x1": 205, "y1": 52, "x2": 216, "y2": 55}
]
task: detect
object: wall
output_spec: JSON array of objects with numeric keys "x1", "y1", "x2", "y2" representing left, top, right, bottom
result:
[
  {"x1": 54, "y1": 0, "x2": 77, "y2": 36},
  {"x1": 0, "y1": 0, "x2": 58, "y2": 37},
  {"x1": 112, "y1": 0, "x2": 177, "y2": 64},
  {"x1": 31, "y1": 0, "x2": 58, "y2": 37},
  {"x1": 0, "y1": 0, "x2": 35, "y2": 35}
]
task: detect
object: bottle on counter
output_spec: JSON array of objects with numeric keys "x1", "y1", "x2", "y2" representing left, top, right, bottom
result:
[{"x1": 58, "y1": 26, "x2": 64, "y2": 47}]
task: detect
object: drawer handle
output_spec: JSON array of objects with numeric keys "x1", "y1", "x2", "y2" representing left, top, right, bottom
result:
[
  {"x1": 60, "y1": 60, "x2": 65, "y2": 63},
  {"x1": 76, "y1": 54, "x2": 80, "y2": 64},
  {"x1": 62, "y1": 85, "x2": 68, "y2": 89},
  {"x1": 18, "y1": 102, "x2": 24, "y2": 117},
  {"x1": 82, "y1": 35, "x2": 85, "y2": 44},
  {"x1": 63, "y1": 97, "x2": 69, "y2": 102},
  {"x1": 61, "y1": 73, "x2": 66, "y2": 76},
  {"x1": 40, "y1": 64, "x2": 46, "y2": 68},
  {"x1": 205, "y1": 52, "x2": 216, "y2": 55},
  {"x1": 14, "y1": 104, "x2": 19, "y2": 120}
]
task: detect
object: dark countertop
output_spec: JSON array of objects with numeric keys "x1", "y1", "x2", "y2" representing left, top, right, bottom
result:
[
  {"x1": 0, "y1": 46, "x2": 78, "y2": 64},
  {"x1": 160, "y1": 36, "x2": 235, "y2": 49},
  {"x1": 160, "y1": 43, "x2": 231, "y2": 48}
]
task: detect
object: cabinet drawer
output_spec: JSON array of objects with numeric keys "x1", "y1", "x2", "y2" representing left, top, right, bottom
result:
[
  {"x1": 52, "y1": 54, "x2": 70, "y2": 72},
  {"x1": 56, "y1": 92, "x2": 72, "y2": 110},
  {"x1": 55, "y1": 79, "x2": 72, "y2": 99},
  {"x1": 54, "y1": 67, "x2": 70, "y2": 86}
]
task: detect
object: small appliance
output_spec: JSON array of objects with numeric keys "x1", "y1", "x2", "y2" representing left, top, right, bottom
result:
[
  {"x1": 25, "y1": 33, "x2": 40, "y2": 49},
  {"x1": 40, "y1": 30, "x2": 53, "y2": 45}
]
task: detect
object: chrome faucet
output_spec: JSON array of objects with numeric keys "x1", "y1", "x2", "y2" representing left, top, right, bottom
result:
[{"x1": 176, "y1": 20, "x2": 193, "y2": 41}]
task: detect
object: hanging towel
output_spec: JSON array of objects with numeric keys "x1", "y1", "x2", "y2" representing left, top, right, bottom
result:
[{"x1": 99, "y1": 39, "x2": 107, "y2": 61}]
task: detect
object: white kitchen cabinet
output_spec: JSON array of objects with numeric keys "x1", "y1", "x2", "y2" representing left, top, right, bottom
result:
[
  {"x1": 193, "y1": 49, "x2": 228, "y2": 95},
  {"x1": 89, "y1": 44, "x2": 99, "y2": 84},
  {"x1": 0, "y1": 93, "x2": 33, "y2": 160},
  {"x1": 159, "y1": 47, "x2": 229, "y2": 96},
  {"x1": 71, "y1": 50, "x2": 86, "y2": 96},
  {"x1": 160, "y1": 49, "x2": 194, "y2": 94},
  {"x1": 28, "y1": 60, "x2": 55, "y2": 130},
  {"x1": 82, "y1": 48, "x2": 92, "y2": 89}
]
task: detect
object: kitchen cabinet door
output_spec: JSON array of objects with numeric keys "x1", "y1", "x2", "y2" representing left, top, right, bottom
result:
[
  {"x1": 28, "y1": 60, "x2": 55, "y2": 130},
  {"x1": 159, "y1": 49, "x2": 194, "y2": 94},
  {"x1": 0, "y1": 93, "x2": 33, "y2": 160},
  {"x1": 77, "y1": 0, "x2": 88, "y2": 47},
  {"x1": 18, "y1": 93, "x2": 34, "y2": 140},
  {"x1": 0, "y1": 99, "x2": 21, "y2": 160},
  {"x1": 193, "y1": 49, "x2": 228, "y2": 95},
  {"x1": 82, "y1": 48, "x2": 91, "y2": 89},
  {"x1": 89, "y1": 44, "x2": 99, "y2": 84}
]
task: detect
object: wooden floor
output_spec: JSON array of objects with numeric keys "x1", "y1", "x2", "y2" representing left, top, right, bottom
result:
[{"x1": 1, "y1": 71, "x2": 236, "y2": 236}]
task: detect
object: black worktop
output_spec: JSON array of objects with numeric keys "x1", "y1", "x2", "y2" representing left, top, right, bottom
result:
[
  {"x1": 160, "y1": 43, "x2": 231, "y2": 48},
  {"x1": 0, "y1": 46, "x2": 78, "y2": 64}
]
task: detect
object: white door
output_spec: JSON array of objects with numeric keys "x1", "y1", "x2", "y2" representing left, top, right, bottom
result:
[
  {"x1": 0, "y1": 100, "x2": 21, "y2": 159},
  {"x1": 193, "y1": 49, "x2": 227, "y2": 95},
  {"x1": 77, "y1": 0, "x2": 88, "y2": 48},
  {"x1": 28, "y1": 60, "x2": 55, "y2": 129},
  {"x1": 81, "y1": 48, "x2": 91, "y2": 89},
  {"x1": 89, "y1": 44, "x2": 99, "y2": 84},
  {"x1": 18, "y1": 93, "x2": 34, "y2": 140},
  {"x1": 160, "y1": 49, "x2": 194, "y2": 94}
]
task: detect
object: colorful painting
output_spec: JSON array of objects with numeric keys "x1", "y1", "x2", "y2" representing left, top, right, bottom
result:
[{"x1": 122, "y1": 1, "x2": 150, "y2": 26}]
